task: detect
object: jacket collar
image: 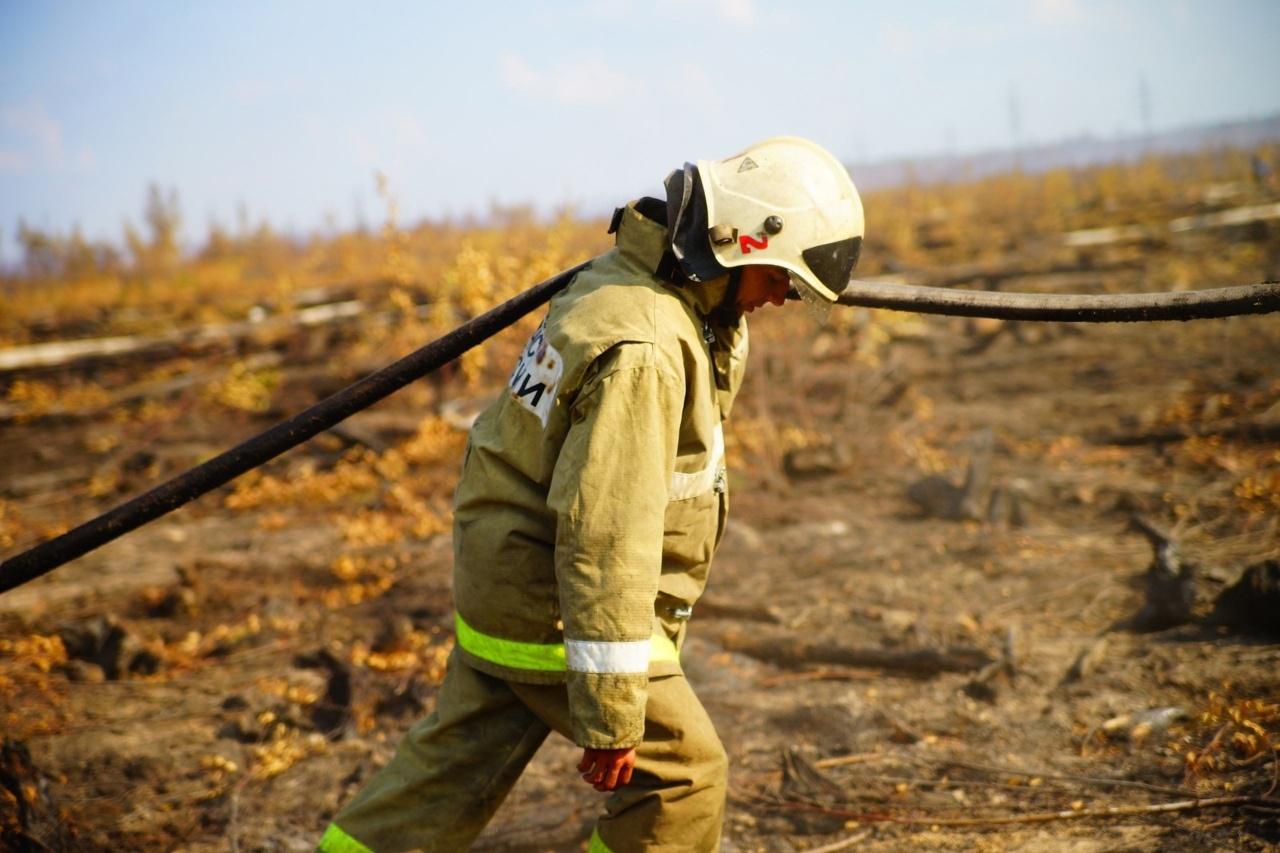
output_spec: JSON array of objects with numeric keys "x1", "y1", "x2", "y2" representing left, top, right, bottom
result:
[{"x1": 614, "y1": 201, "x2": 731, "y2": 318}]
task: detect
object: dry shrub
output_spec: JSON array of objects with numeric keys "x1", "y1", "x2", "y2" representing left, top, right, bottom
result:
[
  {"x1": 0, "y1": 634, "x2": 70, "y2": 738},
  {"x1": 256, "y1": 675, "x2": 321, "y2": 707},
  {"x1": 225, "y1": 453, "x2": 382, "y2": 511},
  {"x1": 891, "y1": 428, "x2": 961, "y2": 476},
  {"x1": 349, "y1": 631, "x2": 453, "y2": 682},
  {"x1": 204, "y1": 360, "x2": 281, "y2": 413},
  {"x1": 250, "y1": 731, "x2": 329, "y2": 779},
  {"x1": 321, "y1": 553, "x2": 401, "y2": 609},
  {"x1": 4, "y1": 378, "x2": 114, "y2": 421},
  {"x1": 225, "y1": 415, "x2": 464, "y2": 551},
  {"x1": 1178, "y1": 691, "x2": 1280, "y2": 793},
  {"x1": 0, "y1": 499, "x2": 66, "y2": 552},
  {"x1": 0, "y1": 634, "x2": 67, "y2": 673},
  {"x1": 0, "y1": 501, "x2": 22, "y2": 551},
  {"x1": 1160, "y1": 380, "x2": 1280, "y2": 520},
  {"x1": 195, "y1": 752, "x2": 241, "y2": 801}
]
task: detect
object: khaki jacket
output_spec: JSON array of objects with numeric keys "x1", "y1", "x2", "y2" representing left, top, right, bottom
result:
[{"x1": 451, "y1": 201, "x2": 749, "y2": 749}]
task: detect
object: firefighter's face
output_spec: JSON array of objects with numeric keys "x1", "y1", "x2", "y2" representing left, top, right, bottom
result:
[{"x1": 735, "y1": 265, "x2": 791, "y2": 314}]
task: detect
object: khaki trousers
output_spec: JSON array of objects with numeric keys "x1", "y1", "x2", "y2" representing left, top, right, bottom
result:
[{"x1": 320, "y1": 649, "x2": 727, "y2": 852}]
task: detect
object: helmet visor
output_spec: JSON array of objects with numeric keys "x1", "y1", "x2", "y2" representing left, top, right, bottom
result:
[
  {"x1": 801, "y1": 235, "x2": 863, "y2": 299},
  {"x1": 790, "y1": 272, "x2": 834, "y2": 326}
]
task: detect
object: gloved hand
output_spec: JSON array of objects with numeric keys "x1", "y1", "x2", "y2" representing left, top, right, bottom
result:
[{"x1": 577, "y1": 747, "x2": 635, "y2": 792}]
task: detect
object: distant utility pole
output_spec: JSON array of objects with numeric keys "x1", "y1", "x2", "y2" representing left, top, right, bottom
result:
[
  {"x1": 1008, "y1": 82, "x2": 1023, "y2": 171},
  {"x1": 1139, "y1": 75, "x2": 1153, "y2": 151}
]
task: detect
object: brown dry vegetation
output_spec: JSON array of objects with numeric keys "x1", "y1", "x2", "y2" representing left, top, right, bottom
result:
[{"x1": 2, "y1": 148, "x2": 1279, "y2": 852}]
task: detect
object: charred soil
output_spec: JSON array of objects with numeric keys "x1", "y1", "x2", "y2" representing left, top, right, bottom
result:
[{"x1": 2, "y1": 189, "x2": 1280, "y2": 852}]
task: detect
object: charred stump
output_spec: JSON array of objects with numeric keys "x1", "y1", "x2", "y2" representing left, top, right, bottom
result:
[
  {"x1": 0, "y1": 740, "x2": 78, "y2": 852},
  {"x1": 1127, "y1": 516, "x2": 1197, "y2": 632}
]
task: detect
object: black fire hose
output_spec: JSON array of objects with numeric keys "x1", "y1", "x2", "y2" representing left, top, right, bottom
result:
[
  {"x1": 833, "y1": 278, "x2": 1280, "y2": 322},
  {"x1": 1, "y1": 273, "x2": 1278, "y2": 596}
]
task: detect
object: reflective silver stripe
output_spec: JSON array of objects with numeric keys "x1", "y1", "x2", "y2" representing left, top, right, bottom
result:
[
  {"x1": 565, "y1": 638, "x2": 651, "y2": 674},
  {"x1": 668, "y1": 424, "x2": 725, "y2": 501}
]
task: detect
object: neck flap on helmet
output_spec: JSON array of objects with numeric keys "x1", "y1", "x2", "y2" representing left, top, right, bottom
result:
[{"x1": 664, "y1": 163, "x2": 729, "y2": 284}]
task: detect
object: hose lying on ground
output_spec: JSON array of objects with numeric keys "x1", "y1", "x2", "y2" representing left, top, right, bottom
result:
[
  {"x1": 833, "y1": 278, "x2": 1280, "y2": 322},
  {"x1": 1, "y1": 274, "x2": 1277, "y2": 596}
]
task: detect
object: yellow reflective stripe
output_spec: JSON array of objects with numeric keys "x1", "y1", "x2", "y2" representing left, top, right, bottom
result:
[
  {"x1": 318, "y1": 823, "x2": 374, "y2": 853},
  {"x1": 650, "y1": 632, "x2": 678, "y2": 663},
  {"x1": 455, "y1": 612, "x2": 679, "y2": 672},
  {"x1": 455, "y1": 611, "x2": 566, "y2": 672},
  {"x1": 588, "y1": 826, "x2": 614, "y2": 853}
]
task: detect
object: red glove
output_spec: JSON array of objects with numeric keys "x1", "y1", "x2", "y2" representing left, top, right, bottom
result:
[{"x1": 577, "y1": 747, "x2": 635, "y2": 792}]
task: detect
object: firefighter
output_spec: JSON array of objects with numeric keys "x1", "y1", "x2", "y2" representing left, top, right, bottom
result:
[{"x1": 318, "y1": 137, "x2": 865, "y2": 852}]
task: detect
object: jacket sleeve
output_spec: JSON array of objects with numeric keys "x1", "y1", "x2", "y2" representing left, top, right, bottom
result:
[{"x1": 546, "y1": 343, "x2": 683, "y2": 749}]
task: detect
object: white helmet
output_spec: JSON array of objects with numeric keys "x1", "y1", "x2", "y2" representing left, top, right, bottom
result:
[{"x1": 698, "y1": 136, "x2": 864, "y2": 322}]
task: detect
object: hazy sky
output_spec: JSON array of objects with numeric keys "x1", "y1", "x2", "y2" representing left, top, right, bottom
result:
[{"x1": 2, "y1": 0, "x2": 1279, "y2": 260}]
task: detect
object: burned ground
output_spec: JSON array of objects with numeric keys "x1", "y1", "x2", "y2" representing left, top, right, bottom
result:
[{"x1": 2, "y1": 176, "x2": 1279, "y2": 852}]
